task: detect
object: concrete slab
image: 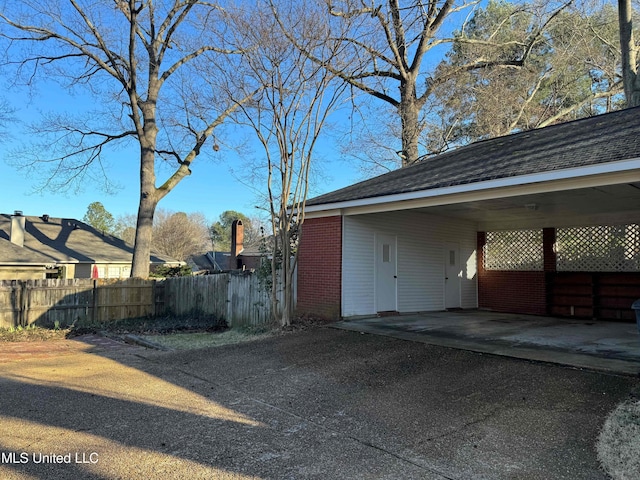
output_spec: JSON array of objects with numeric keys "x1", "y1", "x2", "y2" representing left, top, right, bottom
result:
[{"x1": 334, "y1": 311, "x2": 640, "y2": 376}]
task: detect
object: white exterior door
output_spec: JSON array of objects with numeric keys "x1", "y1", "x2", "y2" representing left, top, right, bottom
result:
[
  {"x1": 376, "y1": 234, "x2": 397, "y2": 312},
  {"x1": 444, "y1": 243, "x2": 461, "y2": 309}
]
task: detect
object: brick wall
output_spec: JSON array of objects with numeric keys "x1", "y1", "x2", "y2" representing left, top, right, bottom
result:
[
  {"x1": 477, "y1": 232, "x2": 547, "y2": 315},
  {"x1": 478, "y1": 270, "x2": 547, "y2": 315},
  {"x1": 296, "y1": 216, "x2": 342, "y2": 319}
]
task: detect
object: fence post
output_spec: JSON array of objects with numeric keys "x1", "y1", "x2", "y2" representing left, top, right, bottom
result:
[
  {"x1": 92, "y1": 279, "x2": 98, "y2": 323},
  {"x1": 19, "y1": 281, "x2": 27, "y2": 327},
  {"x1": 152, "y1": 279, "x2": 157, "y2": 317},
  {"x1": 226, "y1": 274, "x2": 233, "y2": 327},
  {"x1": 11, "y1": 282, "x2": 21, "y2": 328}
]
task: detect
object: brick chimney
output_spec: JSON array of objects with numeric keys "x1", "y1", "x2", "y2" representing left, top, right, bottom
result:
[
  {"x1": 231, "y1": 219, "x2": 244, "y2": 269},
  {"x1": 10, "y1": 211, "x2": 26, "y2": 247}
]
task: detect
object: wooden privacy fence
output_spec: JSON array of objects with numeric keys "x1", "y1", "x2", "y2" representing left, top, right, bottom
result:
[
  {"x1": 158, "y1": 274, "x2": 277, "y2": 327},
  {"x1": 0, "y1": 278, "x2": 155, "y2": 329},
  {"x1": 0, "y1": 273, "x2": 290, "y2": 329}
]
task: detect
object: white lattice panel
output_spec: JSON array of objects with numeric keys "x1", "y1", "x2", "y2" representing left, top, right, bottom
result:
[
  {"x1": 484, "y1": 230, "x2": 543, "y2": 271},
  {"x1": 556, "y1": 224, "x2": 640, "y2": 272}
]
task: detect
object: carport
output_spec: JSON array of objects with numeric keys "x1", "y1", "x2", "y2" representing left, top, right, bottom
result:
[
  {"x1": 334, "y1": 310, "x2": 640, "y2": 375},
  {"x1": 298, "y1": 107, "x2": 640, "y2": 326}
]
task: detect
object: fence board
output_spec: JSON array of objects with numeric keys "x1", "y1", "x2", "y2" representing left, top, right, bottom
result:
[
  {"x1": 227, "y1": 274, "x2": 272, "y2": 327},
  {"x1": 0, "y1": 272, "x2": 293, "y2": 329}
]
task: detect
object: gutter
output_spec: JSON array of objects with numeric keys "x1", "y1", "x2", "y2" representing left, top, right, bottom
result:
[{"x1": 305, "y1": 158, "x2": 640, "y2": 217}]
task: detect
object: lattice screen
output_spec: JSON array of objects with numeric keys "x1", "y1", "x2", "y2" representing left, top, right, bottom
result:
[
  {"x1": 556, "y1": 224, "x2": 640, "y2": 272},
  {"x1": 483, "y1": 229, "x2": 543, "y2": 271}
]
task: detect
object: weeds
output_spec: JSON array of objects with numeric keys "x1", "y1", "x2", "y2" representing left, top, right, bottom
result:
[
  {"x1": 598, "y1": 399, "x2": 640, "y2": 479},
  {"x1": 0, "y1": 324, "x2": 68, "y2": 342},
  {"x1": 141, "y1": 327, "x2": 280, "y2": 351}
]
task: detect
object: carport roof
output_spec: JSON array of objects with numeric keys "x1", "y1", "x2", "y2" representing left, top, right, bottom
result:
[{"x1": 307, "y1": 106, "x2": 640, "y2": 209}]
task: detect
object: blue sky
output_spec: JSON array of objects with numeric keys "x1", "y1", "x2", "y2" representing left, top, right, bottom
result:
[
  {"x1": 0, "y1": 0, "x2": 479, "y2": 225},
  {"x1": 0, "y1": 82, "x2": 361, "y2": 224}
]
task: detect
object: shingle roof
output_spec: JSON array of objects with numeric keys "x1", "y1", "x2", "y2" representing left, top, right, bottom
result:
[
  {"x1": 0, "y1": 237, "x2": 55, "y2": 265},
  {"x1": 307, "y1": 106, "x2": 640, "y2": 207},
  {"x1": 0, "y1": 214, "x2": 179, "y2": 265}
]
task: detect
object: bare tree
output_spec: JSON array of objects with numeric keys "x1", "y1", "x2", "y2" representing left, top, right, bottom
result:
[
  {"x1": 230, "y1": 2, "x2": 347, "y2": 326},
  {"x1": 0, "y1": 98, "x2": 13, "y2": 142},
  {"x1": 619, "y1": 0, "x2": 640, "y2": 106},
  {"x1": 275, "y1": 0, "x2": 572, "y2": 167},
  {"x1": 0, "y1": 0, "x2": 249, "y2": 277},
  {"x1": 152, "y1": 210, "x2": 210, "y2": 261},
  {"x1": 114, "y1": 213, "x2": 138, "y2": 245}
]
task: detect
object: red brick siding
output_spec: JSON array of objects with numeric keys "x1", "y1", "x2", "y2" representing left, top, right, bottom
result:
[
  {"x1": 478, "y1": 270, "x2": 547, "y2": 315},
  {"x1": 297, "y1": 216, "x2": 342, "y2": 319},
  {"x1": 477, "y1": 231, "x2": 547, "y2": 315}
]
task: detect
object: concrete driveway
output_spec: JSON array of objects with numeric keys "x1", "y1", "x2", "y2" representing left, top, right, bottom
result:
[
  {"x1": 0, "y1": 327, "x2": 638, "y2": 479},
  {"x1": 335, "y1": 310, "x2": 640, "y2": 375}
]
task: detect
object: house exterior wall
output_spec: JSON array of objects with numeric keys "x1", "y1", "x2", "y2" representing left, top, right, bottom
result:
[
  {"x1": 0, "y1": 266, "x2": 46, "y2": 280},
  {"x1": 63, "y1": 264, "x2": 76, "y2": 279},
  {"x1": 297, "y1": 216, "x2": 342, "y2": 318},
  {"x1": 342, "y1": 211, "x2": 478, "y2": 317}
]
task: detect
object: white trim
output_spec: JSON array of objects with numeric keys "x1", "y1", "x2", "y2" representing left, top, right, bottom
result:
[{"x1": 305, "y1": 158, "x2": 640, "y2": 217}]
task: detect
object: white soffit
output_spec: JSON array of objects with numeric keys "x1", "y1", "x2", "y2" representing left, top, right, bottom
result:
[{"x1": 305, "y1": 158, "x2": 640, "y2": 218}]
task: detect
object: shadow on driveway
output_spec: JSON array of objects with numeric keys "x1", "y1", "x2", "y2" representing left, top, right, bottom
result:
[{"x1": 0, "y1": 327, "x2": 638, "y2": 479}]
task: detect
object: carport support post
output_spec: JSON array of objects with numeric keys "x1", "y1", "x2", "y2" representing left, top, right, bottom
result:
[
  {"x1": 543, "y1": 228, "x2": 557, "y2": 315},
  {"x1": 477, "y1": 232, "x2": 486, "y2": 275}
]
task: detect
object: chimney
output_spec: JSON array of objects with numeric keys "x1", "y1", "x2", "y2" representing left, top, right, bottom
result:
[
  {"x1": 10, "y1": 211, "x2": 26, "y2": 248},
  {"x1": 231, "y1": 219, "x2": 244, "y2": 269}
]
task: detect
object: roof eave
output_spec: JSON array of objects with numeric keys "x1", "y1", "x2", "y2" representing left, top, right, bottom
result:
[{"x1": 305, "y1": 158, "x2": 640, "y2": 218}]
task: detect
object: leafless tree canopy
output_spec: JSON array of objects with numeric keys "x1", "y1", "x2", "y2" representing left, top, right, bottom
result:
[
  {"x1": 0, "y1": 0, "x2": 248, "y2": 277},
  {"x1": 230, "y1": 1, "x2": 347, "y2": 325},
  {"x1": 152, "y1": 210, "x2": 211, "y2": 261},
  {"x1": 273, "y1": 0, "x2": 576, "y2": 167}
]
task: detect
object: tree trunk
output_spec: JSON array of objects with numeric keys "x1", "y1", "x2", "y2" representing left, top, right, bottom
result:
[
  {"x1": 281, "y1": 239, "x2": 292, "y2": 327},
  {"x1": 131, "y1": 111, "x2": 159, "y2": 278},
  {"x1": 273, "y1": 226, "x2": 293, "y2": 327},
  {"x1": 619, "y1": 0, "x2": 640, "y2": 107},
  {"x1": 398, "y1": 83, "x2": 421, "y2": 167},
  {"x1": 131, "y1": 189, "x2": 158, "y2": 278}
]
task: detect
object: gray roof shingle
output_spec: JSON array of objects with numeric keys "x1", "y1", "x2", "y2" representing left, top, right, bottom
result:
[
  {"x1": 0, "y1": 237, "x2": 55, "y2": 265},
  {"x1": 0, "y1": 214, "x2": 179, "y2": 265},
  {"x1": 307, "y1": 106, "x2": 640, "y2": 207}
]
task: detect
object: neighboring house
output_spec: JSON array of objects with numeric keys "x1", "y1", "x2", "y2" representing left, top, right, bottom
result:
[
  {"x1": 297, "y1": 106, "x2": 640, "y2": 321},
  {"x1": 0, "y1": 213, "x2": 182, "y2": 280},
  {"x1": 0, "y1": 237, "x2": 56, "y2": 280},
  {"x1": 189, "y1": 219, "x2": 267, "y2": 273}
]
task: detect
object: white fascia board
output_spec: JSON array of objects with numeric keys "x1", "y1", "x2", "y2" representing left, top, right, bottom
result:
[
  {"x1": 305, "y1": 158, "x2": 640, "y2": 217},
  {"x1": 0, "y1": 262, "x2": 53, "y2": 267}
]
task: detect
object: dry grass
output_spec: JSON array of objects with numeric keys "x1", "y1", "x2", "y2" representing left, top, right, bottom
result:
[
  {"x1": 140, "y1": 328, "x2": 278, "y2": 350},
  {"x1": 597, "y1": 399, "x2": 640, "y2": 479},
  {"x1": 0, "y1": 326, "x2": 69, "y2": 342}
]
